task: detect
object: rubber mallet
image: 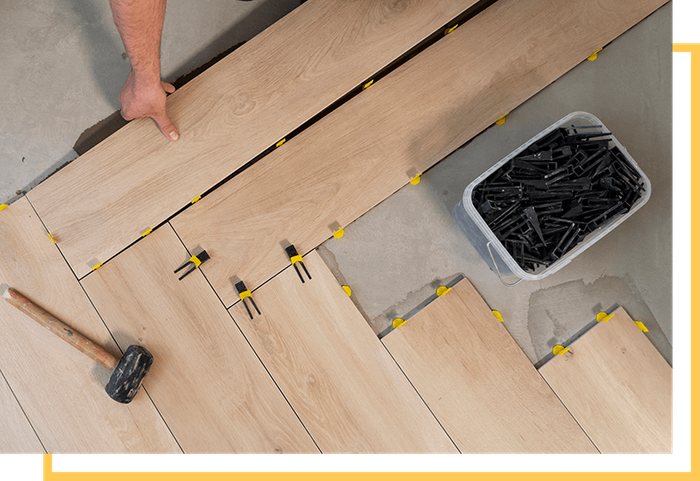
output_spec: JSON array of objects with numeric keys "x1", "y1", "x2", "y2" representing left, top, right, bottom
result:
[{"x1": 2, "y1": 287, "x2": 153, "y2": 404}]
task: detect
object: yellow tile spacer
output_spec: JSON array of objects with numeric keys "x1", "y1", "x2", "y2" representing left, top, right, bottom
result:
[
  {"x1": 362, "y1": 79, "x2": 374, "y2": 90},
  {"x1": 239, "y1": 290, "x2": 252, "y2": 300},
  {"x1": 191, "y1": 196, "x2": 202, "y2": 204},
  {"x1": 91, "y1": 263, "x2": 103, "y2": 271},
  {"x1": 0, "y1": 203, "x2": 8, "y2": 212},
  {"x1": 553, "y1": 345, "x2": 570, "y2": 356},
  {"x1": 444, "y1": 24, "x2": 459, "y2": 35},
  {"x1": 496, "y1": 112, "x2": 509, "y2": 125},
  {"x1": 276, "y1": 138, "x2": 286, "y2": 148},
  {"x1": 492, "y1": 310, "x2": 505, "y2": 323},
  {"x1": 189, "y1": 255, "x2": 202, "y2": 268},
  {"x1": 333, "y1": 227, "x2": 345, "y2": 239},
  {"x1": 47, "y1": 232, "x2": 56, "y2": 243},
  {"x1": 290, "y1": 254, "x2": 303, "y2": 265},
  {"x1": 596, "y1": 311, "x2": 615, "y2": 323},
  {"x1": 410, "y1": 174, "x2": 422, "y2": 185},
  {"x1": 587, "y1": 48, "x2": 602, "y2": 61},
  {"x1": 141, "y1": 229, "x2": 153, "y2": 238},
  {"x1": 436, "y1": 286, "x2": 452, "y2": 297},
  {"x1": 635, "y1": 320, "x2": 649, "y2": 333},
  {"x1": 393, "y1": 318, "x2": 406, "y2": 329},
  {"x1": 342, "y1": 285, "x2": 352, "y2": 297}
]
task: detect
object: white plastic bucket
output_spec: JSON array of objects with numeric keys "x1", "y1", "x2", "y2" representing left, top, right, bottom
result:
[{"x1": 452, "y1": 111, "x2": 651, "y2": 285}]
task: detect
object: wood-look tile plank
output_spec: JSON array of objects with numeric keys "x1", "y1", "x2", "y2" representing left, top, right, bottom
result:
[
  {"x1": 0, "y1": 371, "x2": 44, "y2": 453},
  {"x1": 0, "y1": 198, "x2": 179, "y2": 453},
  {"x1": 171, "y1": 0, "x2": 668, "y2": 307},
  {"x1": 27, "y1": 0, "x2": 479, "y2": 279},
  {"x1": 382, "y1": 279, "x2": 597, "y2": 453},
  {"x1": 80, "y1": 225, "x2": 318, "y2": 453},
  {"x1": 539, "y1": 307, "x2": 672, "y2": 453},
  {"x1": 229, "y1": 251, "x2": 457, "y2": 453}
]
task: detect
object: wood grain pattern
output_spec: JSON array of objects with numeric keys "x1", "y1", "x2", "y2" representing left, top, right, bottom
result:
[
  {"x1": 27, "y1": 0, "x2": 479, "y2": 279},
  {"x1": 0, "y1": 372, "x2": 44, "y2": 453},
  {"x1": 171, "y1": 0, "x2": 668, "y2": 307},
  {"x1": 539, "y1": 307, "x2": 672, "y2": 453},
  {"x1": 382, "y1": 279, "x2": 597, "y2": 453},
  {"x1": 80, "y1": 224, "x2": 318, "y2": 453},
  {"x1": 0, "y1": 198, "x2": 179, "y2": 453},
  {"x1": 229, "y1": 251, "x2": 457, "y2": 453}
]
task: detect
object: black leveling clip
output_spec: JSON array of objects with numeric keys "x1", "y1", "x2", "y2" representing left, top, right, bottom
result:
[
  {"x1": 174, "y1": 250, "x2": 210, "y2": 280},
  {"x1": 285, "y1": 245, "x2": 311, "y2": 283},
  {"x1": 235, "y1": 281, "x2": 261, "y2": 320},
  {"x1": 472, "y1": 123, "x2": 645, "y2": 273}
]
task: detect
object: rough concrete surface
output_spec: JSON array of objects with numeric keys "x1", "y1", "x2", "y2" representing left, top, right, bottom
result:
[{"x1": 319, "y1": 3, "x2": 672, "y2": 366}]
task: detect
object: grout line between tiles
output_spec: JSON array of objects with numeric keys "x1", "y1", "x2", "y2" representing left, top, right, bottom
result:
[
  {"x1": 537, "y1": 371, "x2": 602, "y2": 454},
  {"x1": 380, "y1": 340, "x2": 462, "y2": 454},
  {"x1": 168, "y1": 222, "x2": 323, "y2": 453},
  {"x1": 0, "y1": 367, "x2": 47, "y2": 454},
  {"x1": 26, "y1": 195, "x2": 124, "y2": 357},
  {"x1": 313, "y1": 246, "x2": 460, "y2": 452},
  {"x1": 26, "y1": 196, "x2": 186, "y2": 453}
]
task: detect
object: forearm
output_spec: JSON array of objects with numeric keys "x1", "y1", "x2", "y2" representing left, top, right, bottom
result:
[
  {"x1": 110, "y1": 0, "x2": 179, "y2": 140},
  {"x1": 110, "y1": 0, "x2": 166, "y2": 83}
]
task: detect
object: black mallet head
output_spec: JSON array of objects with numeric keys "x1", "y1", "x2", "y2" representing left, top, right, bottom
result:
[{"x1": 105, "y1": 345, "x2": 154, "y2": 404}]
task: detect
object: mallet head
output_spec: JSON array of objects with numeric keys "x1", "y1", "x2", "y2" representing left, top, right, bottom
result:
[{"x1": 105, "y1": 345, "x2": 154, "y2": 404}]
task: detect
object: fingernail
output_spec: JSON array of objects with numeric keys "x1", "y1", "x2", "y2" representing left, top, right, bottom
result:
[{"x1": 170, "y1": 131, "x2": 179, "y2": 141}]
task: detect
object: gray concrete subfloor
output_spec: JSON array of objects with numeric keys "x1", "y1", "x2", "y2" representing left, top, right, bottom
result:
[
  {"x1": 0, "y1": 0, "x2": 299, "y2": 205},
  {"x1": 1, "y1": 1, "x2": 672, "y2": 367},
  {"x1": 318, "y1": 4, "x2": 673, "y2": 366}
]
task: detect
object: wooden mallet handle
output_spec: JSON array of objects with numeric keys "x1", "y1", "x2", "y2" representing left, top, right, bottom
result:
[{"x1": 3, "y1": 287, "x2": 118, "y2": 371}]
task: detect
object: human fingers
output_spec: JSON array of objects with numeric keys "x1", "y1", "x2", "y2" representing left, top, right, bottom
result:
[
  {"x1": 152, "y1": 110, "x2": 180, "y2": 141},
  {"x1": 162, "y1": 81, "x2": 175, "y2": 94},
  {"x1": 120, "y1": 108, "x2": 136, "y2": 121}
]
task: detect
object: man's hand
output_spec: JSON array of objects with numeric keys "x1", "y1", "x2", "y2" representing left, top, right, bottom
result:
[
  {"x1": 119, "y1": 70, "x2": 179, "y2": 141},
  {"x1": 110, "y1": 0, "x2": 179, "y2": 141}
]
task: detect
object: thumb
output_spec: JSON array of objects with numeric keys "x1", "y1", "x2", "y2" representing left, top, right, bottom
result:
[
  {"x1": 152, "y1": 111, "x2": 180, "y2": 141},
  {"x1": 162, "y1": 81, "x2": 176, "y2": 94}
]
